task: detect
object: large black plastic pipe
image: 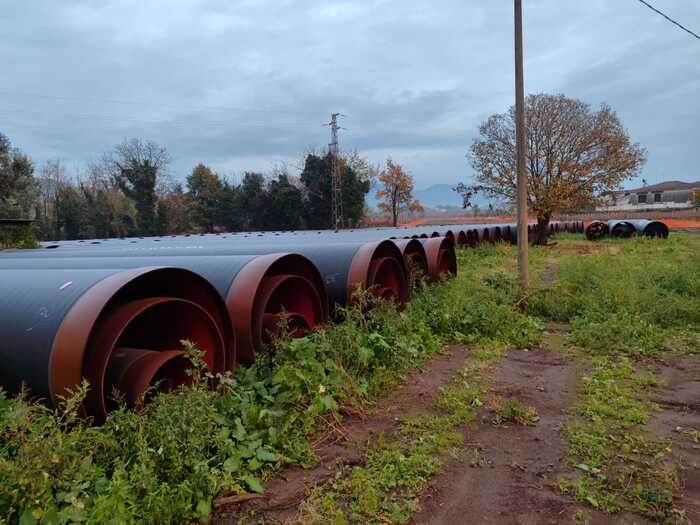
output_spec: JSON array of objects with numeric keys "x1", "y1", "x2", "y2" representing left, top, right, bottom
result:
[
  {"x1": 3, "y1": 240, "x2": 409, "y2": 316},
  {"x1": 624, "y1": 219, "x2": 670, "y2": 238},
  {"x1": 0, "y1": 254, "x2": 327, "y2": 364},
  {"x1": 608, "y1": 220, "x2": 636, "y2": 238},
  {"x1": 0, "y1": 267, "x2": 228, "y2": 419}
]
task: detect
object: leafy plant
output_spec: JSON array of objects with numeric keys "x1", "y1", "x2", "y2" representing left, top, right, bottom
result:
[{"x1": 0, "y1": 244, "x2": 539, "y2": 524}]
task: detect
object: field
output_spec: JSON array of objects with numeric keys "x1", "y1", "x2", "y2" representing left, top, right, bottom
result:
[{"x1": 2, "y1": 233, "x2": 700, "y2": 524}]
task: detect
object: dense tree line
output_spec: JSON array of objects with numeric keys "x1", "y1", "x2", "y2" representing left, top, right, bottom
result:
[{"x1": 0, "y1": 132, "x2": 374, "y2": 241}]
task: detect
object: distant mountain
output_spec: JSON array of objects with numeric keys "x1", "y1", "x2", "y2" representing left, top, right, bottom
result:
[
  {"x1": 367, "y1": 183, "x2": 494, "y2": 210},
  {"x1": 414, "y1": 184, "x2": 463, "y2": 208}
]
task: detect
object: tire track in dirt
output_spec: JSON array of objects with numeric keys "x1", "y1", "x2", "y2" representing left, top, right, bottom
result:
[
  {"x1": 213, "y1": 345, "x2": 473, "y2": 524},
  {"x1": 410, "y1": 345, "x2": 581, "y2": 525}
]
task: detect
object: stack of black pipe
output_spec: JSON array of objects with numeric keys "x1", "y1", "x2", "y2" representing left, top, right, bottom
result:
[
  {"x1": 0, "y1": 218, "x2": 592, "y2": 419},
  {"x1": 0, "y1": 228, "x2": 459, "y2": 419},
  {"x1": 585, "y1": 219, "x2": 670, "y2": 241}
]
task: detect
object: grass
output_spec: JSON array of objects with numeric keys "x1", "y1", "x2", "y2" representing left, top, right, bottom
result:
[
  {"x1": 0, "y1": 243, "x2": 540, "y2": 525},
  {"x1": 292, "y1": 342, "x2": 505, "y2": 525},
  {"x1": 4, "y1": 233, "x2": 697, "y2": 524},
  {"x1": 536, "y1": 233, "x2": 700, "y2": 523},
  {"x1": 489, "y1": 397, "x2": 539, "y2": 426},
  {"x1": 531, "y1": 233, "x2": 700, "y2": 356}
]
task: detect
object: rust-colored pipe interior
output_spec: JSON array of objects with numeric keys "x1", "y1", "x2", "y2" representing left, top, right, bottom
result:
[
  {"x1": 368, "y1": 256, "x2": 404, "y2": 303},
  {"x1": 257, "y1": 274, "x2": 322, "y2": 344},
  {"x1": 85, "y1": 296, "x2": 225, "y2": 421},
  {"x1": 229, "y1": 254, "x2": 328, "y2": 363},
  {"x1": 422, "y1": 237, "x2": 457, "y2": 282}
]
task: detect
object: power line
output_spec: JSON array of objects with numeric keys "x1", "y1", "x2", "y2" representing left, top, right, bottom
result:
[
  {"x1": 0, "y1": 107, "x2": 314, "y2": 128},
  {"x1": 636, "y1": 0, "x2": 700, "y2": 41},
  {"x1": 0, "y1": 89, "x2": 308, "y2": 115}
]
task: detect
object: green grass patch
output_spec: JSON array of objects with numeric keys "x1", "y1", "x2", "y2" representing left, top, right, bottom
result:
[
  {"x1": 0, "y1": 244, "x2": 539, "y2": 524},
  {"x1": 530, "y1": 234, "x2": 697, "y2": 522},
  {"x1": 490, "y1": 397, "x2": 539, "y2": 426},
  {"x1": 531, "y1": 234, "x2": 700, "y2": 355},
  {"x1": 292, "y1": 342, "x2": 505, "y2": 525},
  {"x1": 559, "y1": 357, "x2": 681, "y2": 522}
]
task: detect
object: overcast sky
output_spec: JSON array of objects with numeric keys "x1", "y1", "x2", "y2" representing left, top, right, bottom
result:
[{"x1": 1, "y1": 0, "x2": 698, "y2": 190}]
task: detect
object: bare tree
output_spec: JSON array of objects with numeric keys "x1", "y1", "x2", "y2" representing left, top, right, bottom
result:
[
  {"x1": 103, "y1": 138, "x2": 169, "y2": 235},
  {"x1": 469, "y1": 94, "x2": 646, "y2": 243},
  {"x1": 35, "y1": 160, "x2": 68, "y2": 239}
]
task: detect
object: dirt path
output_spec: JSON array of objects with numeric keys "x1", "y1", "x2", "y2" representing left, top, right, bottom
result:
[
  {"x1": 213, "y1": 345, "x2": 473, "y2": 524},
  {"x1": 651, "y1": 355, "x2": 700, "y2": 523},
  {"x1": 411, "y1": 343, "x2": 583, "y2": 525}
]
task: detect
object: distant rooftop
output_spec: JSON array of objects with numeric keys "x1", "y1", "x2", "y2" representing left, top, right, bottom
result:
[{"x1": 622, "y1": 180, "x2": 700, "y2": 193}]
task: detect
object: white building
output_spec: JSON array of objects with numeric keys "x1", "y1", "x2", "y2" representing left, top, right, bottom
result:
[{"x1": 597, "y1": 180, "x2": 700, "y2": 212}]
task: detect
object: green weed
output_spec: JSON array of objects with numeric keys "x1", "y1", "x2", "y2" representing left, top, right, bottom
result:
[
  {"x1": 0, "y1": 244, "x2": 538, "y2": 524},
  {"x1": 292, "y1": 341, "x2": 505, "y2": 525},
  {"x1": 490, "y1": 398, "x2": 539, "y2": 426},
  {"x1": 530, "y1": 234, "x2": 700, "y2": 355},
  {"x1": 559, "y1": 355, "x2": 680, "y2": 522},
  {"x1": 529, "y1": 235, "x2": 697, "y2": 522}
]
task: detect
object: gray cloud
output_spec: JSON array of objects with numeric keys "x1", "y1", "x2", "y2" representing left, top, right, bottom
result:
[{"x1": 1, "y1": 0, "x2": 698, "y2": 188}]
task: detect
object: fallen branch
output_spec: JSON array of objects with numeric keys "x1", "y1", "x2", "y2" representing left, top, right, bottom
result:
[{"x1": 212, "y1": 493, "x2": 267, "y2": 508}]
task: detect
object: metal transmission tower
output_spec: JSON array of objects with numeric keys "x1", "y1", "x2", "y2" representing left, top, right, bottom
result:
[{"x1": 326, "y1": 113, "x2": 345, "y2": 229}]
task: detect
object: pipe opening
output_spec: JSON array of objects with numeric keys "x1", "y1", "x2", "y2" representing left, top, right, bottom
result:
[
  {"x1": 611, "y1": 221, "x2": 635, "y2": 238},
  {"x1": 644, "y1": 222, "x2": 669, "y2": 238},
  {"x1": 368, "y1": 256, "x2": 404, "y2": 303},
  {"x1": 457, "y1": 231, "x2": 468, "y2": 247},
  {"x1": 257, "y1": 274, "x2": 321, "y2": 344},
  {"x1": 85, "y1": 297, "x2": 224, "y2": 420},
  {"x1": 105, "y1": 348, "x2": 190, "y2": 408},
  {"x1": 466, "y1": 230, "x2": 478, "y2": 247},
  {"x1": 437, "y1": 249, "x2": 457, "y2": 278},
  {"x1": 585, "y1": 221, "x2": 609, "y2": 241},
  {"x1": 262, "y1": 312, "x2": 310, "y2": 343}
]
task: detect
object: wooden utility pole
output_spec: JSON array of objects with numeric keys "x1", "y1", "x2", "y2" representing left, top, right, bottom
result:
[{"x1": 514, "y1": 0, "x2": 529, "y2": 297}]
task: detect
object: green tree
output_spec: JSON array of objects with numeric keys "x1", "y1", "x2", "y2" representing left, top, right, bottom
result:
[
  {"x1": 0, "y1": 132, "x2": 37, "y2": 220},
  {"x1": 186, "y1": 164, "x2": 223, "y2": 232},
  {"x1": 35, "y1": 160, "x2": 66, "y2": 240},
  {"x1": 300, "y1": 154, "x2": 331, "y2": 229},
  {"x1": 219, "y1": 180, "x2": 244, "y2": 232},
  {"x1": 105, "y1": 138, "x2": 169, "y2": 235},
  {"x1": 300, "y1": 153, "x2": 370, "y2": 228},
  {"x1": 238, "y1": 172, "x2": 268, "y2": 230},
  {"x1": 55, "y1": 183, "x2": 86, "y2": 240},
  {"x1": 342, "y1": 163, "x2": 371, "y2": 227},
  {"x1": 80, "y1": 174, "x2": 137, "y2": 239},
  {"x1": 262, "y1": 173, "x2": 304, "y2": 230}
]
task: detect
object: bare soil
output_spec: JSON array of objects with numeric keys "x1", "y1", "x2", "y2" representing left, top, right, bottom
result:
[
  {"x1": 411, "y1": 344, "x2": 587, "y2": 525},
  {"x1": 213, "y1": 339, "x2": 700, "y2": 525},
  {"x1": 650, "y1": 355, "x2": 700, "y2": 523},
  {"x1": 212, "y1": 345, "x2": 473, "y2": 524},
  {"x1": 410, "y1": 334, "x2": 658, "y2": 525}
]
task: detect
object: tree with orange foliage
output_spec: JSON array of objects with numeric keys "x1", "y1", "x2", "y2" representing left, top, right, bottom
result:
[
  {"x1": 376, "y1": 159, "x2": 424, "y2": 226},
  {"x1": 692, "y1": 189, "x2": 700, "y2": 208},
  {"x1": 469, "y1": 94, "x2": 646, "y2": 244}
]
